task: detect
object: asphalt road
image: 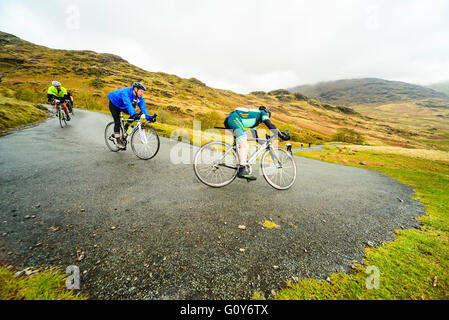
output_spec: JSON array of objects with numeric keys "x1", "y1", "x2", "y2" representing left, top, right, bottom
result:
[{"x1": 0, "y1": 108, "x2": 424, "y2": 299}]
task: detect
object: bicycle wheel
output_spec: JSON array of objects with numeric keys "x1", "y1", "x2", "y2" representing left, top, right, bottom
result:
[
  {"x1": 261, "y1": 147, "x2": 297, "y2": 190},
  {"x1": 130, "y1": 124, "x2": 160, "y2": 160},
  {"x1": 58, "y1": 107, "x2": 66, "y2": 128},
  {"x1": 104, "y1": 122, "x2": 123, "y2": 152},
  {"x1": 193, "y1": 141, "x2": 239, "y2": 188}
]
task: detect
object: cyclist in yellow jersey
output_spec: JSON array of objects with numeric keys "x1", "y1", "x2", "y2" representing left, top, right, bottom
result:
[{"x1": 47, "y1": 81, "x2": 71, "y2": 121}]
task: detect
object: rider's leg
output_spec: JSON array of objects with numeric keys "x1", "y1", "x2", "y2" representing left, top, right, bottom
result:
[
  {"x1": 109, "y1": 100, "x2": 126, "y2": 148},
  {"x1": 225, "y1": 113, "x2": 246, "y2": 164},
  {"x1": 62, "y1": 102, "x2": 70, "y2": 116},
  {"x1": 238, "y1": 138, "x2": 249, "y2": 166},
  {"x1": 109, "y1": 101, "x2": 121, "y2": 138},
  {"x1": 224, "y1": 113, "x2": 256, "y2": 180},
  {"x1": 236, "y1": 135, "x2": 256, "y2": 181}
]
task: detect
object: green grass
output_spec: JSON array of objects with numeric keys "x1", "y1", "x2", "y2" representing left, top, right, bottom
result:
[
  {"x1": 0, "y1": 95, "x2": 48, "y2": 132},
  {"x1": 257, "y1": 146, "x2": 449, "y2": 300},
  {"x1": 0, "y1": 266, "x2": 88, "y2": 300}
]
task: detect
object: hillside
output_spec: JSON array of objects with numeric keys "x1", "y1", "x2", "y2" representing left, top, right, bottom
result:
[
  {"x1": 0, "y1": 31, "x2": 448, "y2": 150},
  {"x1": 428, "y1": 80, "x2": 449, "y2": 96},
  {"x1": 289, "y1": 78, "x2": 449, "y2": 107}
]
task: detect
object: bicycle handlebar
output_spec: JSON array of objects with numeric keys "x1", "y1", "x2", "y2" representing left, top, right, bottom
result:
[
  {"x1": 265, "y1": 130, "x2": 290, "y2": 141},
  {"x1": 123, "y1": 113, "x2": 158, "y2": 123}
]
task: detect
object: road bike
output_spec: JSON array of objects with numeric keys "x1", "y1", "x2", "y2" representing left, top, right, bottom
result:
[
  {"x1": 193, "y1": 129, "x2": 297, "y2": 190},
  {"x1": 104, "y1": 113, "x2": 160, "y2": 160},
  {"x1": 54, "y1": 99, "x2": 73, "y2": 128}
]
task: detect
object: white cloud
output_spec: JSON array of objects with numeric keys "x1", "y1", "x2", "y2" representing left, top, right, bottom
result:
[{"x1": 1, "y1": 0, "x2": 448, "y2": 93}]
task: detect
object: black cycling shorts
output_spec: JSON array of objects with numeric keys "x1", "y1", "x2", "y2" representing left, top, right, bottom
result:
[{"x1": 109, "y1": 100, "x2": 130, "y2": 134}]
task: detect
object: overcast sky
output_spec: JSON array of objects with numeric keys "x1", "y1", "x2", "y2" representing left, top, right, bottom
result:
[{"x1": 1, "y1": 0, "x2": 448, "y2": 93}]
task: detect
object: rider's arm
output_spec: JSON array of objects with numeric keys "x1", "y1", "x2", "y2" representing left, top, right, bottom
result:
[
  {"x1": 113, "y1": 88, "x2": 137, "y2": 117},
  {"x1": 125, "y1": 103, "x2": 137, "y2": 117},
  {"x1": 122, "y1": 93, "x2": 137, "y2": 117},
  {"x1": 59, "y1": 87, "x2": 68, "y2": 98},
  {"x1": 263, "y1": 119, "x2": 289, "y2": 140},
  {"x1": 138, "y1": 98, "x2": 151, "y2": 117},
  {"x1": 263, "y1": 118, "x2": 278, "y2": 132},
  {"x1": 47, "y1": 87, "x2": 57, "y2": 99}
]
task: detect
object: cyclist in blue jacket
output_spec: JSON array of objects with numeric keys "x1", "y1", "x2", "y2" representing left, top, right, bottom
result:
[{"x1": 107, "y1": 82, "x2": 155, "y2": 149}]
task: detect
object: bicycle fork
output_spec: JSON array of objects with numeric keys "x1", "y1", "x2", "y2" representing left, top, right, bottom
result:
[
  {"x1": 138, "y1": 123, "x2": 148, "y2": 144},
  {"x1": 268, "y1": 146, "x2": 283, "y2": 169}
]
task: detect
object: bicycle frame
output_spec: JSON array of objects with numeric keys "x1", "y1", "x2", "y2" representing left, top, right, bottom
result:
[
  {"x1": 217, "y1": 133, "x2": 282, "y2": 170},
  {"x1": 54, "y1": 99, "x2": 65, "y2": 118},
  {"x1": 120, "y1": 113, "x2": 148, "y2": 144}
]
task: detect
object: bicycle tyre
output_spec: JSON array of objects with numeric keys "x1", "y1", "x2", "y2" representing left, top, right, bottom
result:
[
  {"x1": 130, "y1": 124, "x2": 160, "y2": 160},
  {"x1": 58, "y1": 107, "x2": 66, "y2": 128},
  {"x1": 261, "y1": 147, "x2": 297, "y2": 190},
  {"x1": 104, "y1": 122, "x2": 123, "y2": 152},
  {"x1": 193, "y1": 141, "x2": 239, "y2": 188}
]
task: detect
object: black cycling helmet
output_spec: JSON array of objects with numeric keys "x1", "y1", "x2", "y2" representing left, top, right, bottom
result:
[
  {"x1": 132, "y1": 82, "x2": 147, "y2": 91},
  {"x1": 259, "y1": 106, "x2": 272, "y2": 118}
]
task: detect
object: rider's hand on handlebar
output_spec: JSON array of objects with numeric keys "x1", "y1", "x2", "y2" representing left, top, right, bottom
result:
[
  {"x1": 279, "y1": 131, "x2": 290, "y2": 141},
  {"x1": 146, "y1": 114, "x2": 157, "y2": 123}
]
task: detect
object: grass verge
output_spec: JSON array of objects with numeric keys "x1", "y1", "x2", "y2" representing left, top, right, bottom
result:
[
  {"x1": 0, "y1": 266, "x2": 88, "y2": 300},
  {"x1": 255, "y1": 145, "x2": 449, "y2": 300},
  {"x1": 0, "y1": 95, "x2": 49, "y2": 133}
]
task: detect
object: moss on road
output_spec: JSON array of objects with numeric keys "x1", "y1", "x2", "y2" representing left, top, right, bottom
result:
[{"x1": 0, "y1": 266, "x2": 87, "y2": 300}]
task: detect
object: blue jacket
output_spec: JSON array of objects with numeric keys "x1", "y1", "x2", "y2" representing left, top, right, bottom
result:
[{"x1": 107, "y1": 87, "x2": 150, "y2": 117}]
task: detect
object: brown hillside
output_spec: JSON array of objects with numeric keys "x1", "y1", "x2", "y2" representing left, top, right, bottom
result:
[{"x1": 1, "y1": 31, "x2": 446, "y2": 149}]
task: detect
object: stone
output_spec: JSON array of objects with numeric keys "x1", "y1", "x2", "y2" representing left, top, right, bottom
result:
[{"x1": 14, "y1": 271, "x2": 25, "y2": 278}]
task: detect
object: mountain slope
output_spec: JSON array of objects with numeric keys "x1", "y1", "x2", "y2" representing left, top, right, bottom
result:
[
  {"x1": 1, "y1": 31, "x2": 448, "y2": 150},
  {"x1": 289, "y1": 78, "x2": 448, "y2": 106},
  {"x1": 428, "y1": 80, "x2": 449, "y2": 96}
]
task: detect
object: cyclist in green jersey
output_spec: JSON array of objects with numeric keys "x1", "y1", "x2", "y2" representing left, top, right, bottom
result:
[
  {"x1": 224, "y1": 106, "x2": 290, "y2": 181},
  {"x1": 47, "y1": 81, "x2": 71, "y2": 121}
]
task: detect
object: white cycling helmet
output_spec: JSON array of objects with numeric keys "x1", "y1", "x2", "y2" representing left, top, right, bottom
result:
[
  {"x1": 52, "y1": 81, "x2": 61, "y2": 87},
  {"x1": 132, "y1": 82, "x2": 146, "y2": 91}
]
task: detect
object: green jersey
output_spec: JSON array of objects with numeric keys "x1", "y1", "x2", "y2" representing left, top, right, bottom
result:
[
  {"x1": 225, "y1": 108, "x2": 271, "y2": 142},
  {"x1": 232, "y1": 108, "x2": 270, "y2": 129}
]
